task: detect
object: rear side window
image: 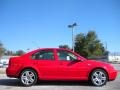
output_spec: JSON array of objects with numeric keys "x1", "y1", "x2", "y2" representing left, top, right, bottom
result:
[{"x1": 32, "y1": 50, "x2": 54, "y2": 60}]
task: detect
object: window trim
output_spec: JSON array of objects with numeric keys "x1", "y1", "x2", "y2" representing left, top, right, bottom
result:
[
  {"x1": 31, "y1": 49, "x2": 55, "y2": 60},
  {"x1": 57, "y1": 50, "x2": 77, "y2": 61}
]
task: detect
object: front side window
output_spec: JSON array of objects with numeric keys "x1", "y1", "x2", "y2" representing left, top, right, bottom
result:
[
  {"x1": 57, "y1": 50, "x2": 77, "y2": 61},
  {"x1": 32, "y1": 50, "x2": 54, "y2": 60}
]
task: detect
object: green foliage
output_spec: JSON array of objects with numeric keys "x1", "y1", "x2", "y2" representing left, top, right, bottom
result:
[
  {"x1": 59, "y1": 45, "x2": 70, "y2": 50},
  {"x1": 0, "y1": 41, "x2": 25, "y2": 56},
  {"x1": 74, "y1": 31, "x2": 106, "y2": 58},
  {"x1": 14, "y1": 50, "x2": 25, "y2": 56},
  {"x1": 0, "y1": 42, "x2": 5, "y2": 58}
]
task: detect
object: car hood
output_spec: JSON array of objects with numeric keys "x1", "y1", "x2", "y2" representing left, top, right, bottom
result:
[
  {"x1": 86, "y1": 59, "x2": 108, "y2": 64},
  {"x1": 84, "y1": 59, "x2": 115, "y2": 70}
]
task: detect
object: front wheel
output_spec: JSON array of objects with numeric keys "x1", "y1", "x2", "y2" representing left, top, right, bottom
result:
[
  {"x1": 19, "y1": 69, "x2": 38, "y2": 86},
  {"x1": 90, "y1": 69, "x2": 108, "y2": 86}
]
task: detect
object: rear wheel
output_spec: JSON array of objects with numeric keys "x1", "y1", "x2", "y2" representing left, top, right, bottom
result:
[
  {"x1": 90, "y1": 69, "x2": 108, "y2": 86},
  {"x1": 20, "y1": 69, "x2": 37, "y2": 86}
]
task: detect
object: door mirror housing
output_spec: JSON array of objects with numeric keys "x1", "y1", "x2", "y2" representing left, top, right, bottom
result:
[{"x1": 77, "y1": 57, "x2": 83, "y2": 61}]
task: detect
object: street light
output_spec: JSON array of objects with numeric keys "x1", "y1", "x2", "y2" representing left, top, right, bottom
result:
[{"x1": 68, "y1": 23, "x2": 77, "y2": 52}]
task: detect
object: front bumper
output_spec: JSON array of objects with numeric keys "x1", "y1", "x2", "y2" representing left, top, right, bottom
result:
[{"x1": 109, "y1": 70, "x2": 118, "y2": 81}]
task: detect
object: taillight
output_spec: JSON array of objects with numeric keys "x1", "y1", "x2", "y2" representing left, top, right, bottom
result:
[{"x1": 8, "y1": 58, "x2": 12, "y2": 66}]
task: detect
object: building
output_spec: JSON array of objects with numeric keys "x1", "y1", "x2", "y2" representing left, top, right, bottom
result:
[{"x1": 108, "y1": 52, "x2": 120, "y2": 63}]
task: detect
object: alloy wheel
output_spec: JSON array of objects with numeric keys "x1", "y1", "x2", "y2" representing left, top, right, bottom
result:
[
  {"x1": 91, "y1": 69, "x2": 107, "y2": 86},
  {"x1": 20, "y1": 69, "x2": 37, "y2": 86}
]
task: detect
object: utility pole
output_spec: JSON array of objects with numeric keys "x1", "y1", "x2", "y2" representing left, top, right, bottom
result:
[
  {"x1": 68, "y1": 23, "x2": 77, "y2": 52},
  {"x1": 105, "y1": 42, "x2": 107, "y2": 50}
]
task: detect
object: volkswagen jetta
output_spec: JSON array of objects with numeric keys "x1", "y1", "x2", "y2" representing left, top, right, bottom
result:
[{"x1": 6, "y1": 48, "x2": 117, "y2": 86}]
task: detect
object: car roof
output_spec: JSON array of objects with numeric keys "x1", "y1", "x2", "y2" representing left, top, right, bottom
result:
[
  {"x1": 23, "y1": 48, "x2": 86, "y2": 60},
  {"x1": 25, "y1": 48, "x2": 73, "y2": 55},
  {"x1": 33, "y1": 48, "x2": 71, "y2": 51},
  {"x1": 25, "y1": 48, "x2": 70, "y2": 54}
]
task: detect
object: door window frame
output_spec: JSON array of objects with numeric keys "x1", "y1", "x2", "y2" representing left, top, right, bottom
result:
[
  {"x1": 56, "y1": 50, "x2": 78, "y2": 61},
  {"x1": 31, "y1": 49, "x2": 55, "y2": 60}
]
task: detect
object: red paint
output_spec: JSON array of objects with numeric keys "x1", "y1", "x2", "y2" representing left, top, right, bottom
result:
[{"x1": 6, "y1": 48, "x2": 117, "y2": 81}]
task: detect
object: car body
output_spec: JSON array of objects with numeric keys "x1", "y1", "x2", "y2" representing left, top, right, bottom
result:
[{"x1": 6, "y1": 48, "x2": 117, "y2": 86}]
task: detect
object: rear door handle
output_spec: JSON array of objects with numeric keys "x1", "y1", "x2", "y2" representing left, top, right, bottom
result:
[
  {"x1": 59, "y1": 63, "x2": 64, "y2": 65},
  {"x1": 33, "y1": 62, "x2": 39, "y2": 65}
]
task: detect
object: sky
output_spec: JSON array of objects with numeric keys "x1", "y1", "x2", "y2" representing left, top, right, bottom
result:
[{"x1": 0, "y1": 0, "x2": 120, "y2": 52}]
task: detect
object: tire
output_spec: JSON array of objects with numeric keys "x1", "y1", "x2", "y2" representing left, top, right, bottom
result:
[
  {"x1": 19, "y1": 69, "x2": 38, "y2": 86},
  {"x1": 90, "y1": 69, "x2": 108, "y2": 86}
]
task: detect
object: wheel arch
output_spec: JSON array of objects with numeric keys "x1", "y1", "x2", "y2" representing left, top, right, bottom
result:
[
  {"x1": 88, "y1": 67, "x2": 109, "y2": 81},
  {"x1": 18, "y1": 67, "x2": 40, "y2": 79}
]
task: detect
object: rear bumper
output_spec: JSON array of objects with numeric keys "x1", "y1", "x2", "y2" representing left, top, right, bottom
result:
[{"x1": 6, "y1": 67, "x2": 19, "y2": 78}]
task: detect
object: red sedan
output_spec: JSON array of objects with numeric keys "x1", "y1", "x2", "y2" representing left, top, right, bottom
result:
[{"x1": 6, "y1": 48, "x2": 117, "y2": 86}]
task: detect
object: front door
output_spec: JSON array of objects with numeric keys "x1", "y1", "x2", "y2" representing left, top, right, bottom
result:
[{"x1": 57, "y1": 50, "x2": 88, "y2": 80}]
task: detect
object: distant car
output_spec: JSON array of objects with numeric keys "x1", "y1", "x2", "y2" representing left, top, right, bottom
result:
[
  {"x1": 0, "y1": 56, "x2": 12, "y2": 68},
  {"x1": 0, "y1": 62, "x2": 3, "y2": 68},
  {"x1": 6, "y1": 48, "x2": 117, "y2": 86}
]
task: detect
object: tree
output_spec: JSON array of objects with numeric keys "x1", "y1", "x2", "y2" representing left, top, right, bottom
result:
[
  {"x1": 59, "y1": 45, "x2": 70, "y2": 50},
  {"x1": 74, "y1": 31, "x2": 106, "y2": 58},
  {"x1": 0, "y1": 42, "x2": 5, "y2": 58},
  {"x1": 15, "y1": 50, "x2": 25, "y2": 56}
]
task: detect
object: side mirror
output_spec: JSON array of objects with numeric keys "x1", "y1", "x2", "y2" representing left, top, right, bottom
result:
[
  {"x1": 77, "y1": 57, "x2": 84, "y2": 61},
  {"x1": 77, "y1": 57, "x2": 81, "y2": 60}
]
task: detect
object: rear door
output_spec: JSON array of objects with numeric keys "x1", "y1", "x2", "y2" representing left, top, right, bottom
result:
[{"x1": 31, "y1": 49, "x2": 58, "y2": 79}]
